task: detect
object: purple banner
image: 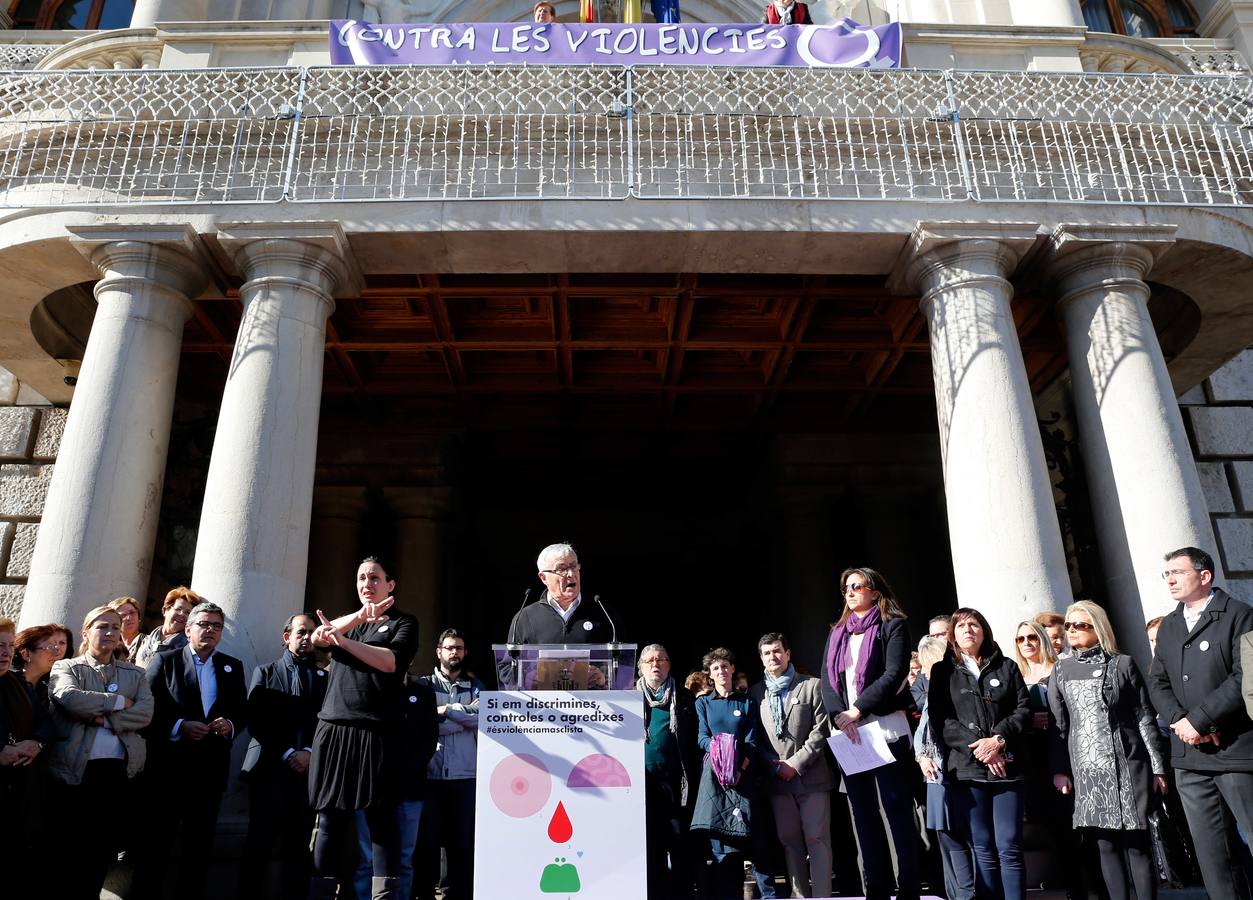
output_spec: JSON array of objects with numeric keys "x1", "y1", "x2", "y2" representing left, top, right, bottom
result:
[{"x1": 330, "y1": 18, "x2": 901, "y2": 68}]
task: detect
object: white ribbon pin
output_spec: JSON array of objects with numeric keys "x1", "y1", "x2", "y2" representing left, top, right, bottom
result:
[
  {"x1": 223, "y1": 664, "x2": 232, "y2": 673},
  {"x1": 989, "y1": 678, "x2": 1001, "y2": 688},
  {"x1": 1200, "y1": 640, "x2": 1210, "y2": 652},
  {"x1": 409, "y1": 695, "x2": 418, "y2": 703},
  {"x1": 583, "y1": 621, "x2": 594, "y2": 631},
  {"x1": 379, "y1": 625, "x2": 389, "y2": 633},
  {"x1": 107, "y1": 682, "x2": 118, "y2": 693},
  {"x1": 316, "y1": 669, "x2": 326, "y2": 676},
  {"x1": 733, "y1": 709, "x2": 742, "y2": 717}
]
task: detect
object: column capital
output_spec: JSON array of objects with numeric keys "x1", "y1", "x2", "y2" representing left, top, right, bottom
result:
[
  {"x1": 384, "y1": 485, "x2": 452, "y2": 520},
  {"x1": 67, "y1": 223, "x2": 209, "y2": 312},
  {"x1": 887, "y1": 222, "x2": 1042, "y2": 298},
  {"x1": 311, "y1": 485, "x2": 370, "y2": 521},
  {"x1": 215, "y1": 222, "x2": 365, "y2": 300},
  {"x1": 1042, "y1": 224, "x2": 1177, "y2": 304}
]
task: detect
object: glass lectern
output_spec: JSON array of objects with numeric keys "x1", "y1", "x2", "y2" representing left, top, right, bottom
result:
[{"x1": 493, "y1": 643, "x2": 638, "y2": 690}]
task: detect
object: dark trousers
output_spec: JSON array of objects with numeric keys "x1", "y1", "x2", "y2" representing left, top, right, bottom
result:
[
  {"x1": 843, "y1": 738, "x2": 921, "y2": 900},
  {"x1": 1088, "y1": 828, "x2": 1156, "y2": 900},
  {"x1": 1174, "y1": 768, "x2": 1253, "y2": 900},
  {"x1": 314, "y1": 803, "x2": 403, "y2": 887},
  {"x1": 414, "y1": 778, "x2": 476, "y2": 900},
  {"x1": 133, "y1": 781, "x2": 224, "y2": 900},
  {"x1": 645, "y1": 773, "x2": 692, "y2": 900},
  {"x1": 57, "y1": 759, "x2": 128, "y2": 900},
  {"x1": 950, "y1": 780, "x2": 1024, "y2": 900},
  {"x1": 237, "y1": 766, "x2": 315, "y2": 900},
  {"x1": 937, "y1": 827, "x2": 976, "y2": 900}
]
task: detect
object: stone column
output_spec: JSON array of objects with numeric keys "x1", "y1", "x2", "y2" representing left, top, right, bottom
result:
[
  {"x1": 385, "y1": 486, "x2": 450, "y2": 644},
  {"x1": 20, "y1": 227, "x2": 205, "y2": 630},
  {"x1": 1047, "y1": 225, "x2": 1219, "y2": 663},
  {"x1": 305, "y1": 486, "x2": 370, "y2": 619},
  {"x1": 890, "y1": 223, "x2": 1073, "y2": 644},
  {"x1": 190, "y1": 224, "x2": 360, "y2": 674}
]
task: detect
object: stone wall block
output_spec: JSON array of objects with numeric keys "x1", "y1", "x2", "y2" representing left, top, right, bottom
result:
[
  {"x1": 1197, "y1": 462, "x2": 1235, "y2": 513},
  {"x1": 0, "y1": 584, "x2": 22, "y2": 619},
  {"x1": 1208, "y1": 349, "x2": 1253, "y2": 402},
  {"x1": 1179, "y1": 384, "x2": 1208, "y2": 405},
  {"x1": 1233, "y1": 462, "x2": 1253, "y2": 512},
  {"x1": 0, "y1": 464, "x2": 54, "y2": 518},
  {"x1": 0, "y1": 407, "x2": 37, "y2": 460},
  {"x1": 0, "y1": 521, "x2": 13, "y2": 573},
  {"x1": 32, "y1": 408, "x2": 67, "y2": 461},
  {"x1": 6, "y1": 522, "x2": 37, "y2": 578},
  {"x1": 0, "y1": 368, "x2": 18, "y2": 406},
  {"x1": 1188, "y1": 407, "x2": 1253, "y2": 457},
  {"x1": 1216, "y1": 518, "x2": 1253, "y2": 572}
]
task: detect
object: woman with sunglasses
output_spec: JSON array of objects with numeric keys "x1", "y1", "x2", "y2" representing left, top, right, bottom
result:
[
  {"x1": 1012, "y1": 620, "x2": 1090, "y2": 899},
  {"x1": 47, "y1": 605, "x2": 154, "y2": 900},
  {"x1": 1049, "y1": 600, "x2": 1166, "y2": 900},
  {"x1": 820, "y1": 567, "x2": 919, "y2": 900},
  {"x1": 928, "y1": 607, "x2": 1031, "y2": 900}
]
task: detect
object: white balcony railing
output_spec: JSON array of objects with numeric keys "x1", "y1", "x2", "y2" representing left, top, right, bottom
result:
[{"x1": 0, "y1": 64, "x2": 1249, "y2": 207}]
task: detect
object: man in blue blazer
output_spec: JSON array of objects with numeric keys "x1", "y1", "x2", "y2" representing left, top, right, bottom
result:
[{"x1": 136, "y1": 600, "x2": 248, "y2": 900}]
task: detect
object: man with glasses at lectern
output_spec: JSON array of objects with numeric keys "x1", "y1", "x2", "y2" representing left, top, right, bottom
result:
[{"x1": 505, "y1": 543, "x2": 615, "y2": 688}]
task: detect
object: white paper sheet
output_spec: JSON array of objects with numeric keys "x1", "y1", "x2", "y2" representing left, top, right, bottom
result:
[{"x1": 826, "y1": 718, "x2": 896, "y2": 775}]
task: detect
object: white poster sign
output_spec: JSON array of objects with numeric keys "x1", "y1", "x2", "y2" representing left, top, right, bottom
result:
[{"x1": 474, "y1": 690, "x2": 646, "y2": 899}]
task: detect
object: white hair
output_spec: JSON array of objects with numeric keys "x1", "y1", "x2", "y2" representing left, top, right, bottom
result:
[{"x1": 536, "y1": 543, "x2": 577, "y2": 571}]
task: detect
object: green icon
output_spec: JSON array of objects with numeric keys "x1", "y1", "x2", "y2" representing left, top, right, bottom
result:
[{"x1": 540, "y1": 857, "x2": 581, "y2": 893}]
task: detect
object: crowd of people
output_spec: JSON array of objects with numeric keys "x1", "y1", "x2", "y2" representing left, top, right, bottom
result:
[{"x1": 2, "y1": 541, "x2": 1253, "y2": 900}]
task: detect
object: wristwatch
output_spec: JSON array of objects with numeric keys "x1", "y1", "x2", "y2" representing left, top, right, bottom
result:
[{"x1": 993, "y1": 733, "x2": 1006, "y2": 747}]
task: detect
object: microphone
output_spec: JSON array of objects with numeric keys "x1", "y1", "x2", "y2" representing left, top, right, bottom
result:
[
  {"x1": 594, "y1": 594, "x2": 620, "y2": 690},
  {"x1": 593, "y1": 594, "x2": 617, "y2": 645},
  {"x1": 508, "y1": 588, "x2": 532, "y2": 656}
]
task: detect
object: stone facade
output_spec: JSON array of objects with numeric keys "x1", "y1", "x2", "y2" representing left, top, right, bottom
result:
[
  {"x1": 1185, "y1": 346, "x2": 1253, "y2": 600},
  {"x1": 0, "y1": 368, "x2": 62, "y2": 619}
]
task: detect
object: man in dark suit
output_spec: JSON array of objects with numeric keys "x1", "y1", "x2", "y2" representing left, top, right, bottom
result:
[
  {"x1": 237, "y1": 613, "x2": 327, "y2": 900},
  {"x1": 1148, "y1": 545, "x2": 1253, "y2": 900},
  {"x1": 136, "y1": 600, "x2": 248, "y2": 900}
]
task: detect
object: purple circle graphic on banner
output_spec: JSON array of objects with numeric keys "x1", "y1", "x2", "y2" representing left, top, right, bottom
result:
[
  {"x1": 797, "y1": 23, "x2": 881, "y2": 67},
  {"x1": 567, "y1": 754, "x2": 631, "y2": 788}
]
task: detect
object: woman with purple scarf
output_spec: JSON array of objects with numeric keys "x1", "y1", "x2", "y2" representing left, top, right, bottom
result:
[{"x1": 819, "y1": 566, "x2": 920, "y2": 900}]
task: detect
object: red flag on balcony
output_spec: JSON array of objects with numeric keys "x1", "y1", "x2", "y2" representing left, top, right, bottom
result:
[{"x1": 580, "y1": 0, "x2": 596, "y2": 21}]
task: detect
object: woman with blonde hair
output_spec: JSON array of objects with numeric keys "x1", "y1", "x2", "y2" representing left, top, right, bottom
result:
[
  {"x1": 1049, "y1": 600, "x2": 1166, "y2": 900},
  {"x1": 47, "y1": 605, "x2": 154, "y2": 900}
]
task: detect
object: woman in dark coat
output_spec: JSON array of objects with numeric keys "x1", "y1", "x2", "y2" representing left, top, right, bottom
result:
[
  {"x1": 690, "y1": 646, "x2": 777, "y2": 899},
  {"x1": 307, "y1": 557, "x2": 419, "y2": 900},
  {"x1": 820, "y1": 566, "x2": 919, "y2": 900},
  {"x1": 1049, "y1": 600, "x2": 1167, "y2": 900},
  {"x1": 928, "y1": 607, "x2": 1031, "y2": 900}
]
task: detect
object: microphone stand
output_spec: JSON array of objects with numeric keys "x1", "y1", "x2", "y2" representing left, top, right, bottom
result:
[
  {"x1": 594, "y1": 594, "x2": 619, "y2": 690},
  {"x1": 508, "y1": 588, "x2": 531, "y2": 689}
]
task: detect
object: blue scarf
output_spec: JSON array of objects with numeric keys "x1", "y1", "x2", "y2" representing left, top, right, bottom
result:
[{"x1": 764, "y1": 664, "x2": 797, "y2": 738}]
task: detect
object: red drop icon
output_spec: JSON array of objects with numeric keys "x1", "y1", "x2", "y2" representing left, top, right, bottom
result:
[{"x1": 547, "y1": 801, "x2": 573, "y2": 843}]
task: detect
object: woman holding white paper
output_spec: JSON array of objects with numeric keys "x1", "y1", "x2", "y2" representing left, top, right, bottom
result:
[{"x1": 819, "y1": 566, "x2": 920, "y2": 900}]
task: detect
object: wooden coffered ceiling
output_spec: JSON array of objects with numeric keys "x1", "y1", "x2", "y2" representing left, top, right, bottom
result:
[{"x1": 181, "y1": 272, "x2": 1068, "y2": 432}]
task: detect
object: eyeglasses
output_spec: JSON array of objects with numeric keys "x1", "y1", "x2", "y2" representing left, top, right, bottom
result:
[
  {"x1": 1161, "y1": 568, "x2": 1198, "y2": 580},
  {"x1": 35, "y1": 644, "x2": 66, "y2": 652},
  {"x1": 641, "y1": 657, "x2": 669, "y2": 666},
  {"x1": 192, "y1": 621, "x2": 224, "y2": 632},
  {"x1": 1015, "y1": 635, "x2": 1039, "y2": 644},
  {"x1": 541, "y1": 565, "x2": 581, "y2": 577},
  {"x1": 439, "y1": 645, "x2": 465, "y2": 653},
  {"x1": 844, "y1": 582, "x2": 870, "y2": 595},
  {"x1": 1063, "y1": 621, "x2": 1095, "y2": 632}
]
